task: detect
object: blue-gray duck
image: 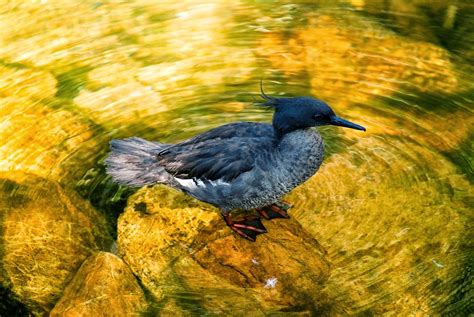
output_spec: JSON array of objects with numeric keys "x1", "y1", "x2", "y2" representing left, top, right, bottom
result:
[{"x1": 106, "y1": 88, "x2": 365, "y2": 241}]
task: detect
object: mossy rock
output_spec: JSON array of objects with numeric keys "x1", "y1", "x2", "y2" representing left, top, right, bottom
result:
[
  {"x1": 50, "y1": 252, "x2": 149, "y2": 316},
  {"x1": 117, "y1": 185, "x2": 220, "y2": 301},
  {"x1": 118, "y1": 185, "x2": 331, "y2": 315},
  {"x1": 0, "y1": 172, "x2": 113, "y2": 315}
]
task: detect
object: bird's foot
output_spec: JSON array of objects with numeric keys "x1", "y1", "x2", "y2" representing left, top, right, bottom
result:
[
  {"x1": 223, "y1": 214, "x2": 267, "y2": 242},
  {"x1": 256, "y1": 201, "x2": 291, "y2": 220},
  {"x1": 277, "y1": 200, "x2": 292, "y2": 211}
]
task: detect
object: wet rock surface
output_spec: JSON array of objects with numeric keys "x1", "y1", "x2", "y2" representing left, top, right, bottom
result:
[
  {"x1": 192, "y1": 221, "x2": 331, "y2": 313},
  {"x1": 0, "y1": 172, "x2": 113, "y2": 315},
  {"x1": 50, "y1": 252, "x2": 149, "y2": 316},
  {"x1": 118, "y1": 185, "x2": 331, "y2": 315}
]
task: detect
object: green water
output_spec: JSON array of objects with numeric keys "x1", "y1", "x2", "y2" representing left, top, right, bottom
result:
[{"x1": 0, "y1": 1, "x2": 472, "y2": 315}]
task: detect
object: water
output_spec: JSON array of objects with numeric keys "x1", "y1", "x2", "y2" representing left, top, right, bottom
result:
[{"x1": 0, "y1": 1, "x2": 472, "y2": 315}]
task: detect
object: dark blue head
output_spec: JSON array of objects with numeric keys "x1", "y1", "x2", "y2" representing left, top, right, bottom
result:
[{"x1": 260, "y1": 94, "x2": 366, "y2": 137}]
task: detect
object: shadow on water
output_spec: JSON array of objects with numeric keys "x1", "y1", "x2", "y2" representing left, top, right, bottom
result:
[
  {"x1": 0, "y1": 285, "x2": 29, "y2": 317},
  {"x1": 76, "y1": 159, "x2": 137, "y2": 240},
  {"x1": 443, "y1": 131, "x2": 474, "y2": 184},
  {"x1": 0, "y1": 180, "x2": 30, "y2": 317}
]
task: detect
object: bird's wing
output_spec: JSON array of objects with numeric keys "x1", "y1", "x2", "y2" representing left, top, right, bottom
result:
[
  {"x1": 157, "y1": 122, "x2": 275, "y2": 182},
  {"x1": 174, "y1": 122, "x2": 274, "y2": 146}
]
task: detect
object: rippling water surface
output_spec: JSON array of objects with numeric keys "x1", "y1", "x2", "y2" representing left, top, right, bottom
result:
[{"x1": 0, "y1": 1, "x2": 472, "y2": 315}]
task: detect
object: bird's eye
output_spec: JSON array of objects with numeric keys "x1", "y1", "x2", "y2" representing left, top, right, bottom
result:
[{"x1": 313, "y1": 114, "x2": 323, "y2": 120}]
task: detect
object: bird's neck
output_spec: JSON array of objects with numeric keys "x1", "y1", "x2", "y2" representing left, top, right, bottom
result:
[
  {"x1": 272, "y1": 118, "x2": 299, "y2": 139},
  {"x1": 274, "y1": 128, "x2": 324, "y2": 177}
]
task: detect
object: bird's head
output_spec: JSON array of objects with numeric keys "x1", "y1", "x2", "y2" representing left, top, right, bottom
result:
[{"x1": 259, "y1": 88, "x2": 366, "y2": 137}]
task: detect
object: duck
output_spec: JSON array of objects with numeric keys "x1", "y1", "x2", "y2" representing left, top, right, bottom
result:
[{"x1": 105, "y1": 86, "x2": 365, "y2": 241}]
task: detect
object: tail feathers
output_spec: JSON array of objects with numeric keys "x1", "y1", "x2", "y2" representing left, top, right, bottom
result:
[{"x1": 105, "y1": 137, "x2": 173, "y2": 187}]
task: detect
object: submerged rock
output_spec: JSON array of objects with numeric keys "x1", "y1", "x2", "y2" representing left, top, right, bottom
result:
[
  {"x1": 0, "y1": 172, "x2": 113, "y2": 315},
  {"x1": 192, "y1": 220, "x2": 331, "y2": 311},
  {"x1": 117, "y1": 185, "x2": 220, "y2": 302},
  {"x1": 0, "y1": 97, "x2": 101, "y2": 184},
  {"x1": 118, "y1": 185, "x2": 331, "y2": 315},
  {"x1": 439, "y1": 5, "x2": 474, "y2": 63},
  {"x1": 287, "y1": 136, "x2": 472, "y2": 315},
  {"x1": 258, "y1": 10, "x2": 460, "y2": 104},
  {"x1": 50, "y1": 252, "x2": 149, "y2": 316},
  {"x1": 86, "y1": 62, "x2": 140, "y2": 90},
  {"x1": 349, "y1": 0, "x2": 474, "y2": 64},
  {"x1": 349, "y1": 0, "x2": 443, "y2": 43}
]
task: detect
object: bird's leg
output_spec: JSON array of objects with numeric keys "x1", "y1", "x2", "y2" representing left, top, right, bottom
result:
[
  {"x1": 256, "y1": 200, "x2": 291, "y2": 220},
  {"x1": 222, "y1": 211, "x2": 267, "y2": 242}
]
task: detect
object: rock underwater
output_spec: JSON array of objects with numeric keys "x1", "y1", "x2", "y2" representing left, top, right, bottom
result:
[
  {"x1": 50, "y1": 252, "x2": 149, "y2": 316},
  {"x1": 118, "y1": 185, "x2": 332, "y2": 315},
  {"x1": 0, "y1": 172, "x2": 113, "y2": 315},
  {"x1": 0, "y1": 96, "x2": 102, "y2": 186},
  {"x1": 286, "y1": 137, "x2": 472, "y2": 315},
  {"x1": 257, "y1": 9, "x2": 462, "y2": 105}
]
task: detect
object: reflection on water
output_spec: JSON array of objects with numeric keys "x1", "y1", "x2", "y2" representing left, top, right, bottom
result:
[{"x1": 0, "y1": 1, "x2": 472, "y2": 315}]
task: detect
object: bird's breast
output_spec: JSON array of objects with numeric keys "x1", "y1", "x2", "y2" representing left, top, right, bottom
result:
[{"x1": 274, "y1": 129, "x2": 324, "y2": 187}]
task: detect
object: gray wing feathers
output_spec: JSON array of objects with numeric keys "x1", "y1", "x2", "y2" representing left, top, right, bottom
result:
[
  {"x1": 106, "y1": 122, "x2": 275, "y2": 187},
  {"x1": 105, "y1": 137, "x2": 174, "y2": 187},
  {"x1": 156, "y1": 122, "x2": 275, "y2": 182},
  {"x1": 158, "y1": 138, "x2": 257, "y2": 181}
]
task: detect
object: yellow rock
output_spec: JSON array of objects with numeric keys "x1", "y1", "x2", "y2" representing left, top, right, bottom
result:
[
  {"x1": 118, "y1": 185, "x2": 331, "y2": 314},
  {"x1": 349, "y1": 0, "x2": 441, "y2": 43},
  {"x1": 327, "y1": 100, "x2": 474, "y2": 152},
  {"x1": 0, "y1": 172, "x2": 113, "y2": 315},
  {"x1": 131, "y1": 2, "x2": 256, "y2": 103},
  {"x1": 258, "y1": 11, "x2": 460, "y2": 104},
  {"x1": 50, "y1": 252, "x2": 149, "y2": 316},
  {"x1": 170, "y1": 256, "x2": 267, "y2": 315},
  {"x1": 407, "y1": 110, "x2": 474, "y2": 152},
  {"x1": 192, "y1": 220, "x2": 331, "y2": 312},
  {"x1": 287, "y1": 136, "x2": 472, "y2": 315},
  {"x1": 0, "y1": 97, "x2": 100, "y2": 183},
  {"x1": 133, "y1": 2, "x2": 230, "y2": 61},
  {"x1": 117, "y1": 185, "x2": 219, "y2": 301},
  {"x1": 158, "y1": 297, "x2": 194, "y2": 317},
  {"x1": 0, "y1": 65, "x2": 57, "y2": 100}
]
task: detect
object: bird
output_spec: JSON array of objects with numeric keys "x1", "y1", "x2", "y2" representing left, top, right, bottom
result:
[{"x1": 105, "y1": 86, "x2": 365, "y2": 241}]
